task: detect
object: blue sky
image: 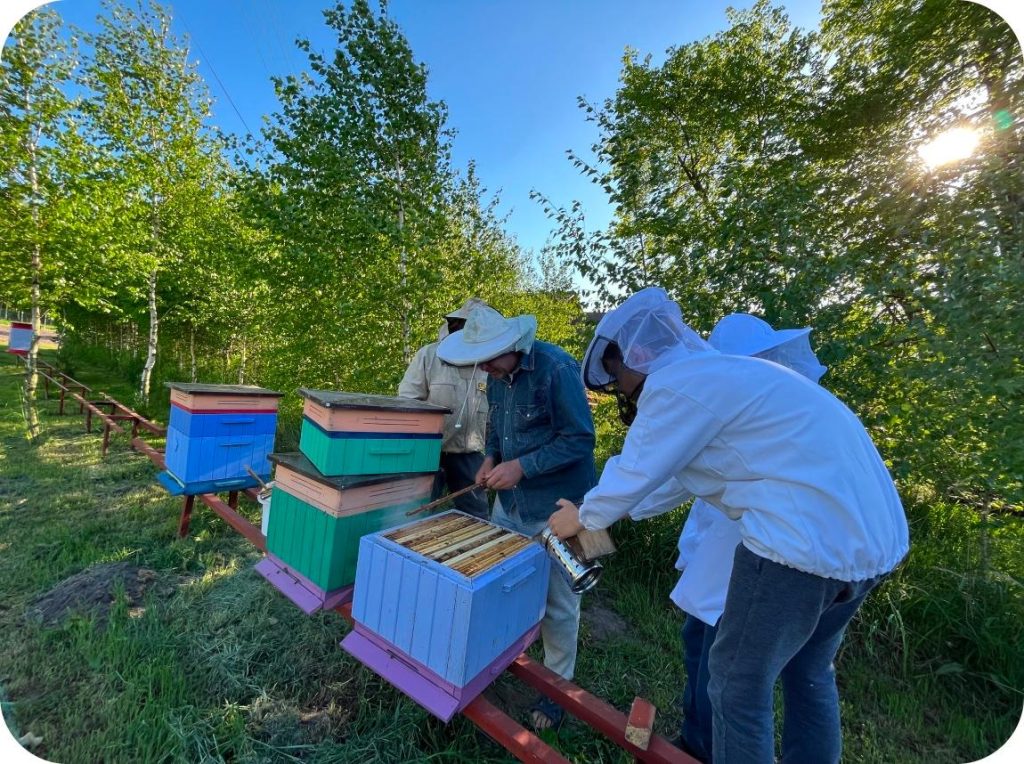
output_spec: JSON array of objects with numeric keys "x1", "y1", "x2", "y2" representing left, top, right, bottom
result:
[{"x1": 43, "y1": 0, "x2": 824, "y2": 254}]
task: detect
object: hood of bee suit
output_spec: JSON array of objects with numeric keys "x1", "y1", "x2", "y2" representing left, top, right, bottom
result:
[{"x1": 581, "y1": 287, "x2": 715, "y2": 391}]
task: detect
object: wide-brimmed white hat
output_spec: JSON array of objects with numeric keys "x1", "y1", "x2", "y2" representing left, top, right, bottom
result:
[
  {"x1": 444, "y1": 297, "x2": 489, "y2": 321},
  {"x1": 709, "y1": 313, "x2": 826, "y2": 382},
  {"x1": 437, "y1": 306, "x2": 537, "y2": 366},
  {"x1": 708, "y1": 313, "x2": 810, "y2": 356}
]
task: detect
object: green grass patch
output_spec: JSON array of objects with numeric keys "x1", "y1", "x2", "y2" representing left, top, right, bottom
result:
[{"x1": 1, "y1": 352, "x2": 1021, "y2": 762}]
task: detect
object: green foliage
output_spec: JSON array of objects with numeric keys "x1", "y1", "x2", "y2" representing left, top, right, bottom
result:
[
  {"x1": 0, "y1": 8, "x2": 77, "y2": 313},
  {"x1": 541, "y1": 0, "x2": 1023, "y2": 512},
  {"x1": 6, "y1": 0, "x2": 546, "y2": 409}
]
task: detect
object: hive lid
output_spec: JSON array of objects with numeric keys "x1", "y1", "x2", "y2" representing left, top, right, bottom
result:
[
  {"x1": 269, "y1": 452, "x2": 435, "y2": 489},
  {"x1": 298, "y1": 388, "x2": 451, "y2": 414},
  {"x1": 383, "y1": 511, "x2": 535, "y2": 578},
  {"x1": 165, "y1": 382, "x2": 284, "y2": 397}
]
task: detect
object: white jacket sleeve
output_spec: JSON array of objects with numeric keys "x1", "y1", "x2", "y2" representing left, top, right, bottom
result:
[
  {"x1": 628, "y1": 475, "x2": 690, "y2": 520},
  {"x1": 579, "y1": 385, "x2": 725, "y2": 531},
  {"x1": 398, "y1": 346, "x2": 429, "y2": 400}
]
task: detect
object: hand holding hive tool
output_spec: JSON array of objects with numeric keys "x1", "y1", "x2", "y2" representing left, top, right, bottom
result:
[{"x1": 405, "y1": 482, "x2": 486, "y2": 517}]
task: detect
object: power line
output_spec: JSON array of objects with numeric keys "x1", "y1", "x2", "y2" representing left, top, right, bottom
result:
[
  {"x1": 173, "y1": 4, "x2": 255, "y2": 137},
  {"x1": 234, "y1": 0, "x2": 274, "y2": 84},
  {"x1": 256, "y1": 0, "x2": 295, "y2": 75}
]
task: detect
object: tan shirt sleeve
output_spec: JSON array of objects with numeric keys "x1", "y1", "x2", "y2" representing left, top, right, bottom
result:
[{"x1": 398, "y1": 346, "x2": 430, "y2": 400}]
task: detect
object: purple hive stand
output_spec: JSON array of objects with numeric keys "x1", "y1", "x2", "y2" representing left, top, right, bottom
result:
[
  {"x1": 255, "y1": 554, "x2": 353, "y2": 615},
  {"x1": 341, "y1": 622, "x2": 541, "y2": 722}
]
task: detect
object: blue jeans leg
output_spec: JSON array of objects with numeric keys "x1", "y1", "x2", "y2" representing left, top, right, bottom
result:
[
  {"x1": 707, "y1": 545, "x2": 880, "y2": 764},
  {"x1": 778, "y1": 583, "x2": 872, "y2": 763},
  {"x1": 681, "y1": 615, "x2": 717, "y2": 762},
  {"x1": 491, "y1": 497, "x2": 580, "y2": 680}
]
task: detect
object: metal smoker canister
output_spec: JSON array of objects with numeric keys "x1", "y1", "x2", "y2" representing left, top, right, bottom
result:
[{"x1": 538, "y1": 527, "x2": 603, "y2": 595}]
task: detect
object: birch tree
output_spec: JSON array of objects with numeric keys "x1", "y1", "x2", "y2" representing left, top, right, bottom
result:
[
  {"x1": 0, "y1": 8, "x2": 77, "y2": 439},
  {"x1": 79, "y1": 0, "x2": 222, "y2": 400}
]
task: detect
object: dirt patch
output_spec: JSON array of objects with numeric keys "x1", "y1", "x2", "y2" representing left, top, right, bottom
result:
[
  {"x1": 27, "y1": 561, "x2": 170, "y2": 626},
  {"x1": 582, "y1": 599, "x2": 630, "y2": 642},
  {"x1": 249, "y1": 693, "x2": 354, "y2": 746}
]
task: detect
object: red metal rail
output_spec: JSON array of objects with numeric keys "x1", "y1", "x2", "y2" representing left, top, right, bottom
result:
[{"x1": 25, "y1": 367, "x2": 695, "y2": 764}]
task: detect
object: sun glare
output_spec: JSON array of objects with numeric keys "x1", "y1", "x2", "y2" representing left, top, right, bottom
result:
[{"x1": 918, "y1": 127, "x2": 981, "y2": 168}]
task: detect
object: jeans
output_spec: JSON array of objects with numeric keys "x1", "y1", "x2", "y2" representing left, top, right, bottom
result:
[
  {"x1": 432, "y1": 451, "x2": 489, "y2": 519},
  {"x1": 680, "y1": 615, "x2": 717, "y2": 762},
  {"x1": 491, "y1": 496, "x2": 581, "y2": 680},
  {"x1": 707, "y1": 544, "x2": 883, "y2": 764}
]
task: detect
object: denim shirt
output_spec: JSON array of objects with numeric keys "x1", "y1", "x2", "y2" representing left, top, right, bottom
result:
[{"x1": 486, "y1": 341, "x2": 597, "y2": 524}]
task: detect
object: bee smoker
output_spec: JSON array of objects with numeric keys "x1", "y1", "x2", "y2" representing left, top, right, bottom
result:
[{"x1": 538, "y1": 527, "x2": 604, "y2": 594}]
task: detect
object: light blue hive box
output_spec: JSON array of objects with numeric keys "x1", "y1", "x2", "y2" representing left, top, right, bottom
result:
[{"x1": 342, "y1": 511, "x2": 549, "y2": 721}]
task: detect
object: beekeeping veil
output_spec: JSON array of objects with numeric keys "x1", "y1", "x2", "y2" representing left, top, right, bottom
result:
[
  {"x1": 709, "y1": 313, "x2": 827, "y2": 383},
  {"x1": 582, "y1": 287, "x2": 714, "y2": 392}
]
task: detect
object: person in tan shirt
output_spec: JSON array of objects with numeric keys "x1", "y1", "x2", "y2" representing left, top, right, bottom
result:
[{"x1": 398, "y1": 298, "x2": 490, "y2": 517}]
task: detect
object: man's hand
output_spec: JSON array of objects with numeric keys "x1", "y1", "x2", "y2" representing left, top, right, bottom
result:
[
  {"x1": 475, "y1": 456, "x2": 495, "y2": 486},
  {"x1": 549, "y1": 499, "x2": 585, "y2": 540},
  {"x1": 484, "y1": 458, "x2": 523, "y2": 490}
]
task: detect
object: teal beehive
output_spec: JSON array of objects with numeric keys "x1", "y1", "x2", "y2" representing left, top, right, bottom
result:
[
  {"x1": 297, "y1": 389, "x2": 449, "y2": 476},
  {"x1": 263, "y1": 452, "x2": 435, "y2": 593}
]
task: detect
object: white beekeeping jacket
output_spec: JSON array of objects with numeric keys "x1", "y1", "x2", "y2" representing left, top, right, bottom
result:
[
  {"x1": 629, "y1": 312, "x2": 831, "y2": 624},
  {"x1": 580, "y1": 291, "x2": 908, "y2": 583}
]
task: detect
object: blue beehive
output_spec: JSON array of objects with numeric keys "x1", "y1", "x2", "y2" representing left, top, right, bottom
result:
[
  {"x1": 342, "y1": 511, "x2": 549, "y2": 721},
  {"x1": 160, "y1": 382, "x2": 283, "y2": 495}
]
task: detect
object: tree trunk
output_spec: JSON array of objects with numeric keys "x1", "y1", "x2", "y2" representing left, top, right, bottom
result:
[
  {"x1": 238, "y1": 336, "x2": 246, "y2": 384},
  {"x1": 25, "y1": 242, "x2": 42, "y2": 442},
  {"x1": 23, "y1": 105, "x2": 41, "y2": 442},
  {"x1": 189, "y1": 325, "x2": 197, "y2": 382},
  {"x1": 140, "y1": 268, "x2": 158, "y2": 400},
  {"x1": 396, "y1": 159, "x2": 411, "y2": 362}
]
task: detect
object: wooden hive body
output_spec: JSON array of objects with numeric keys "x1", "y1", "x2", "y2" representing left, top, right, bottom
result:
[
  {"x1": 298, "y1": 389, "x2": 448, "y2": 476},
  {"x1": 6, "y1": 322, "x2": 31, "y2": 354},
  {"x1": 264, "y1": 453, "x2": 433, "y2": 595},
  {"x1": 345, "y1": 511, "x2": 548, "y2": 719},
  {"x1": 162, "y1": 382, "x2": 282, "y2": 492}
]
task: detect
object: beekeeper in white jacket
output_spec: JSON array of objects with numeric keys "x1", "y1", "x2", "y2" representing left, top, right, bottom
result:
[
  {"x1": 629, "y1": 312, "x2": 829, "y2": 763},
  {"x1": 549, "y1": 287, "x2": 909, "y2": 764}
]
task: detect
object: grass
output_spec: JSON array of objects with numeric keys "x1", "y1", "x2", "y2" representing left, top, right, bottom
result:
[{"x1": 0, "y1": 351, "x2": 1021, "y2": 762}]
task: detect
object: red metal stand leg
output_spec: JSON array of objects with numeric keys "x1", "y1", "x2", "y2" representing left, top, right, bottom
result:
[
  {"x1": 86, "y1": 407, "x2": 93, "y2": 432},
  {"x1": 58, "y1": 388, "x2": 66, "y2": 414},
  {"x1": 178, "y1": 495, "x2": 195, "y2": 538},
  {"x1": 509, "y1": 656, "x2": 695, "y2": 763},
  {"x1": 228, "y1": 491, "x2": 239, "y2": 509},
  {"x1": 462, "y1": 696, "x2": 571, "y2": 763}
]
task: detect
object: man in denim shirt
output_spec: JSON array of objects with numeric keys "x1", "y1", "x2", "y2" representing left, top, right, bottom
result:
[{"x1": 438, "y1": 305, "x2": 596, "y2": 729}]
